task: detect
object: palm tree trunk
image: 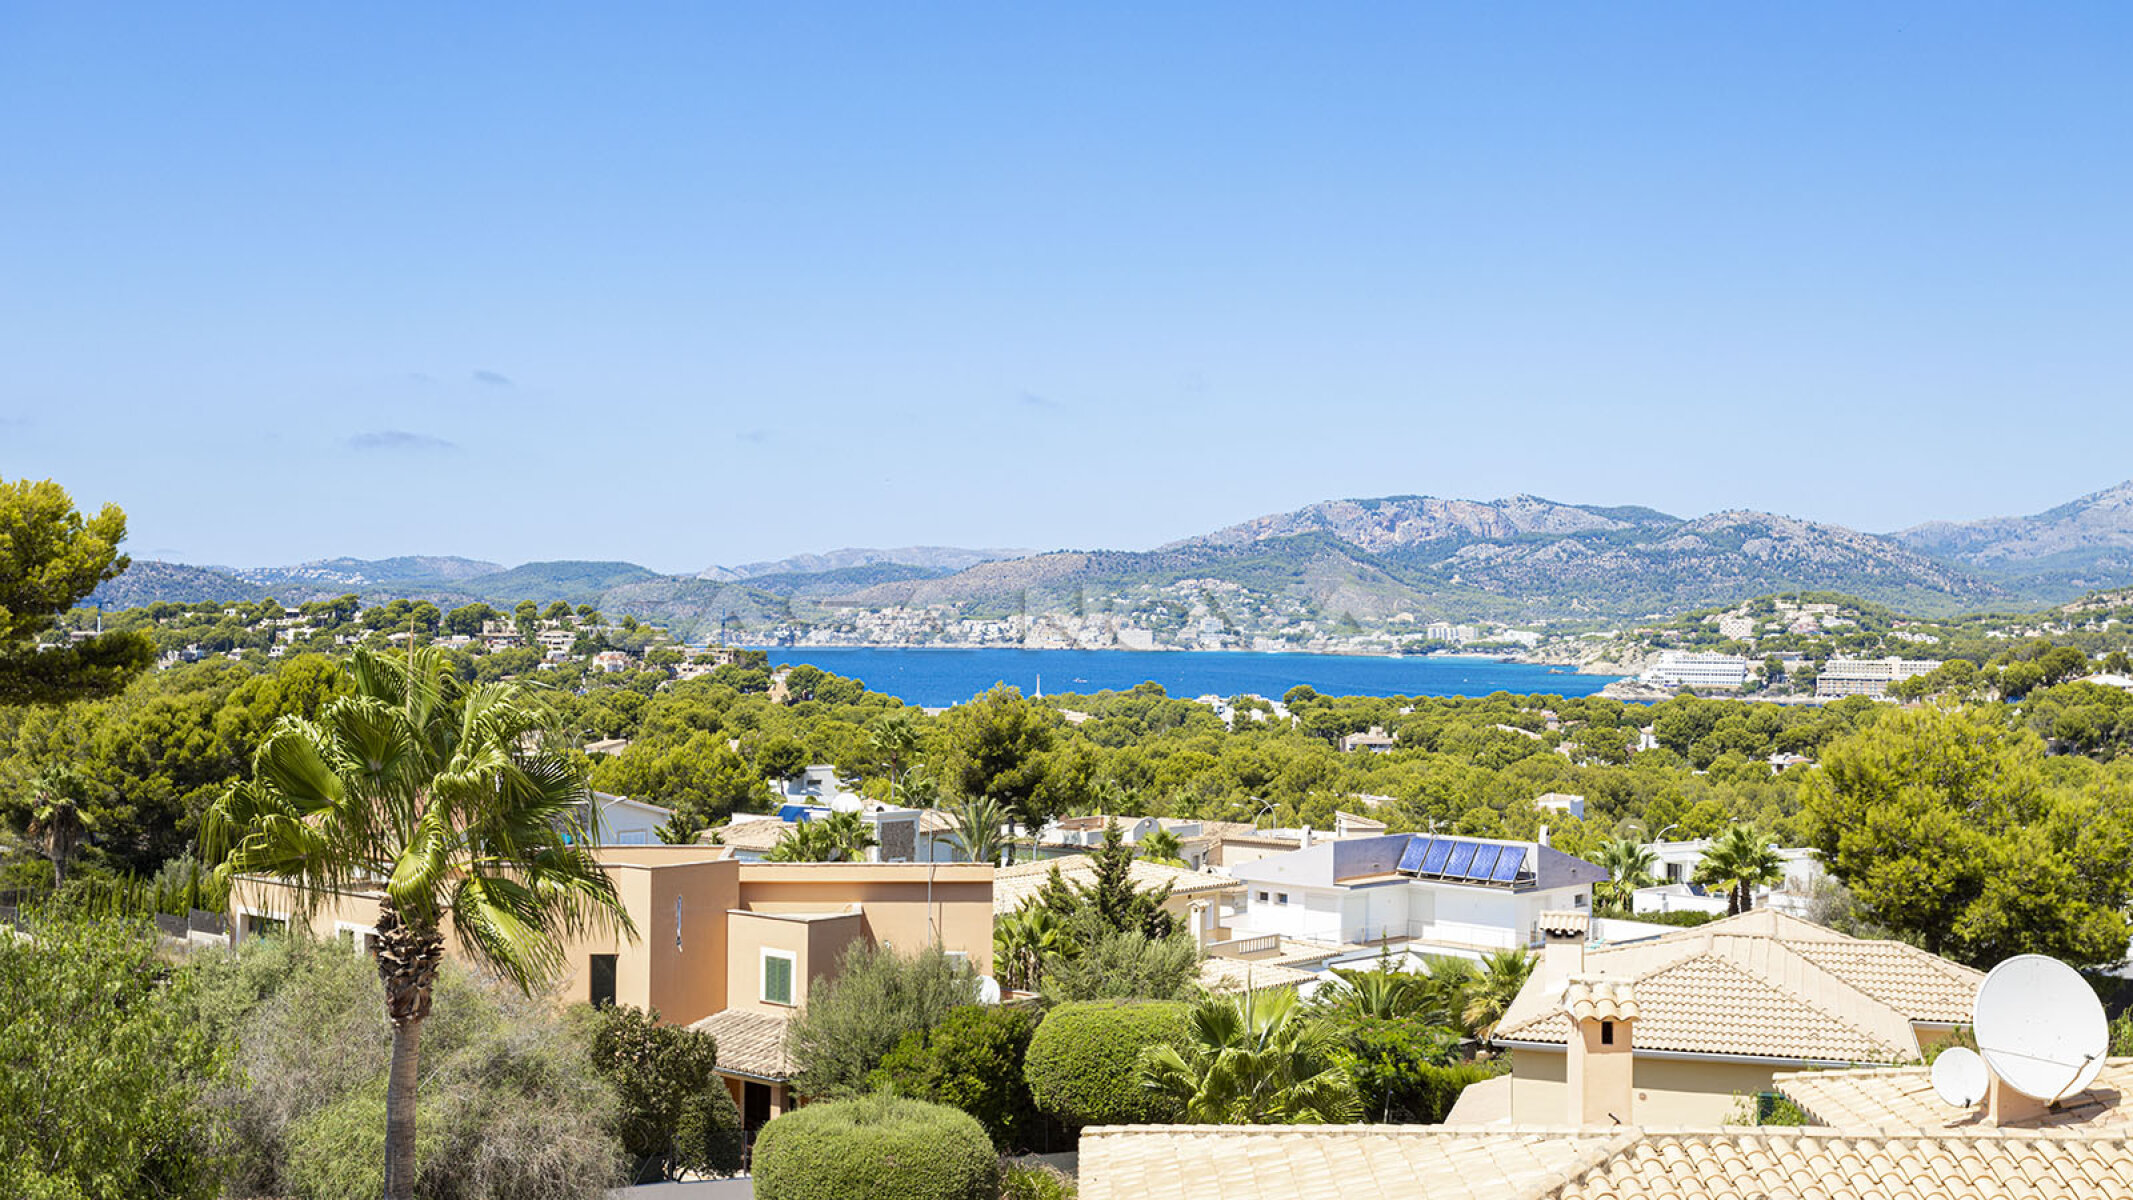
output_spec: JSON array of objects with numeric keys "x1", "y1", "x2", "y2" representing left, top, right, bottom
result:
[
  {"x1": 375, "y1": 902, "x2": 444, "y2": 1200},
  {"x1": 384, "y1": 1015, "x2": 422, "y2": 1200}
]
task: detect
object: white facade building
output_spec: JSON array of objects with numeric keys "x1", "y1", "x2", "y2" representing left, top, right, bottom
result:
[
  {"x1": 1642, "y1": 651, "x2": 1750, "y2": 690},
  {"x1": 1225, "y1": 834, "x2": 1608, "y2": 953},
  {"x1": 1815, "y1": 657, "x2": 1941, "y2": 699},
  {"x1": 1635, "y1": 838, "x2": 1826, "y2": 916}
]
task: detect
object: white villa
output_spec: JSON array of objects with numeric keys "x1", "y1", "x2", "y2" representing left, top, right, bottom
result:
[{"x1": 1224, "y1": 833, "x2": 1609, "y2": 954}]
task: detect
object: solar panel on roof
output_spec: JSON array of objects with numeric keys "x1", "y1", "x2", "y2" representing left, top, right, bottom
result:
[
  {"x1": 1490, "y1": 847, "x2": 1524, "y2": 882},
  {"x1": 1420, "y1": 837, "x2": 1453, "y2": 875},
  {"x1": 1465, "y1": 844, "x2": 1502, "y2": 880},
  {"x1": 1396, "y1": 836, "x2": 1430, "y2": 874},
  {"x1": 1442, "y1": 840, "x2": 1478, "y2": 878}
]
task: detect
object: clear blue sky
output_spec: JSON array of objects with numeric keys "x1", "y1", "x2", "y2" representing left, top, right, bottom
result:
[{"x1": 3, "y1": 4, "x2": 2129, "y2": 572}]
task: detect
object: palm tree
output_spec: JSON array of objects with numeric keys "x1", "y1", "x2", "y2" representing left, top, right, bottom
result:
[
  {"x1": 205, "y1": 646, "x2": 636, "y2": 1200},
  {"x1": 24, "y1": 763, "x2": 95, "y2": 888},
  {"x1": 1464, "y1": 949, "x2": 1536, "y2": 1042},
  {"x1": 1693, "y1": 825, "x2": 1785, "y2": 915},
  {"x1": 866, "y1": 711, "x2": 923, "y2": 804},
  {"x1": 1414, "y1": 955, "x2": 1479, "y2": 1031},
  {"x1": 1313, "y1": 958, "x2": 1426, "y2": 1021},
  {"x1": 947, "y1": 793, "x2": 1007, "y2": 866},
  {"x1": 1595, "y1": 838, "x2": 1659, "y2": 912},
  {"x1": 1137, "y1": 827, "x2": 1186, "y2": 866},
  {"x1": 1139, "y1": 987, "x2": 1362, "y2": 1124},
  {"x1": 993, "y1": 903, "x2": 1070, "y2": 991},
  {"x1": 766, "y1": 811, "x2": 877, "y2": 862}
]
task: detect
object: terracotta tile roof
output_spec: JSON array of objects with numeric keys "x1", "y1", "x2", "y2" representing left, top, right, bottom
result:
[
  {"x1": 1077, "y1": 1125, "x2": 1623, "y2": 1200},
  {"x1": 1561, "y1": 977, "x2": 1639, "y2": 1024},
  {"x1": 1494, "y1": 912, "x2": 1976, "y2": 1065},
  {"x1": 1538, "y1": 910, "x2": 1590, "y2": 936},
  {"x1": 1781, "y1": 938, "x2": 1986, "y2": 1023},
  {"x1": 1079, "y1": 1126, "x2": 2133, "y2": 1200},
  {"x1": 992, "y1": 856, "x2": 1241, "y2": 914},
  {"x1": 1196, "y1": 957, "x2": 1317, "y2": 994},
  {"x1": 686, "y1": 1008, "x2": 796, "y2": 1080},
  {"x1": 1552, "y1": 1129, "x2": 2133, "y2": 1200},
  {"x1": 708, "y1": 816, "x2": 789, "y2": 852},
  {"x1": 1777, "y1": 1059, "x2": 2133, "y2": 1132},
  {"x1": 1498, "y1": 952, "x2": 1907, "y2": 1062}
]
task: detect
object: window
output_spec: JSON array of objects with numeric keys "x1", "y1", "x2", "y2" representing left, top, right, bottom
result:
[
  {"x1": 1573, "y1": 893, "x2": 1588, "y2": 908},
  {"x1": 1256, "y1": 891, "x2": 1269, "y2": 903},
  {"x1": 589, "y1": 954, "x2": 618, "y2": 1008},
  {"x1": 762, "y1": 950, "x2": 796, "y2": 1006},
  {"x1": 1601, "y1": 1020, "x2": 1615, "y2": 1046},
  {"x1": 247, "y1": 915, "x2": 286, "y2": 940},
  {"x1": 1276, "y1": 893, "x2": 1288, "y2": 905}
]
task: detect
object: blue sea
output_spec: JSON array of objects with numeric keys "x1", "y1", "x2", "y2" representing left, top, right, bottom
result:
[{"x1": 760, "y1": 647, "x2": 1618, "y2": 708}]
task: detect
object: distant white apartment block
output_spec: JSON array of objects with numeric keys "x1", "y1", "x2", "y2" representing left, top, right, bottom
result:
[
  {"x1": 1426, "y1": 622, "x2": 1479, "y2": 644},
  {"x1": 1642, "y1": 651, "x2": 1750, "y2": 690},
  {"x1": 1815, "y1": 657, "x2": 1941, "y2": 699}
]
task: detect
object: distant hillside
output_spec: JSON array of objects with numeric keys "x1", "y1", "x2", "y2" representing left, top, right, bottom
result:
[
  {"x1": 738, "y1": 562, "x2": 956, "y2": 597},
  {"x1": 700, "y1": 545, "x2": 1028, "y2": 582},
  {"x1": 461, "y1": 561, "x2": 665, "y2": 607},
  {"x1": 90, "y1": 561, "x2": 269, "y2": 608},
  {"x1": 1893, "y1": 480, "x2": 2133, "y2": 595},
  {"x1": 844, "y1": 496, "x2": 2003, "y2": 624}
]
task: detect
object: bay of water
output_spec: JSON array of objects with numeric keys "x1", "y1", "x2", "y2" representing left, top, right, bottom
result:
[{"x1": 761, "y1": 647, "x2": 1618, "y2": 708}]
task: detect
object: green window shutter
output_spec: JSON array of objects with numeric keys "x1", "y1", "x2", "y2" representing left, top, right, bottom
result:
[{"x1": 764, "y1": 953, "x2": 793, "y2": 1005}]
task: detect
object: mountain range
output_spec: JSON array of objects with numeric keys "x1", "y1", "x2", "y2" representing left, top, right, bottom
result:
[{"x1": 86, "y1": 482, "x2": 2133, "y2": 635}]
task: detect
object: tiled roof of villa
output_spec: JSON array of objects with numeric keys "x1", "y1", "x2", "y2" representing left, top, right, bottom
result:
[
  {"x1": 1196, "y1": 957, "x2": 1317, "y2": 994},
  {"x1": 712, "y1": 817, "x2": 790, "y2": 852},
  {"x1": 1498, "y1": 953, "x2": 1908, "y2": 1062},
  {"x1": 686, "y1": 1008, "x2": 796, "y2": 1081},
  {"x1": 992, "y1": 856, "x2": 1241, "y2": 914},
  {"x1": 1078, "y1": 1126, "x2": 1620, "y2": 1200},
  {"x1": 1492, "y1": 910, "x2": 1980, "y2": 1065},
  {"x1": 1776, "y1": 1060, "x2": 2133, "y2": 1133},
  {"x1": 1078, "y1": 1125, "x2": 2133, "y2": 1200}
]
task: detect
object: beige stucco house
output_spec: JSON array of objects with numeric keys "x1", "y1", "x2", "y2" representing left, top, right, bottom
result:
[
  {"x1": 1467, "y1": 908, "x2": 1983, "y2": 1127},
  {"x1": 230, "y1": 844, "x2": 995, "y2": 1130}
]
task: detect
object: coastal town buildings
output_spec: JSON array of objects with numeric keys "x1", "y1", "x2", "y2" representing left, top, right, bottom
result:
[
  {"x1": 1640, "y1": 651, "x2": 1749, "y2": 690},
  {"x1": 1814, "y1": 656, "x2": 1943, "y2": 698}
]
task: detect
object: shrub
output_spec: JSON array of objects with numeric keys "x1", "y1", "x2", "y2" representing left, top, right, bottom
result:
[
  {"x1": 1000, "y1": 1160, "x2": 1079, "y2": 1200},
  {"x1": 187, "y1": 935, "x2": 623, "y2": 1200},
  {"x1": 0, "y1": 914, "x2": 229, "y2": 1200},
  {"x1": 1326, "y1": 1014, "x2": 1472, "y2": 1123},
  {"x1": 1039, "y1": 924, "x2": 1200, "y2": 1004},
  {"x1": 1023, "y1": 1000, "x2": 1189, "y2": 1129},
  {"x1": 788, "y1": 942, "x2": 979, "y2": 1097},
  {"x1": 752, "y1": 1094, "x2": 999, "y2": 1200},
  {"x1": 581, "y1": 1003, "x2": 745, "y2": 1181},
  {"x1": 869, "y1": 1004, "x2": 1048, "y2": 1150}
]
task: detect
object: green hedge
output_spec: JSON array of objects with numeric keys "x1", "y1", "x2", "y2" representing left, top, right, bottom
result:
[
  {"x1": 1022, "y1": 1000, "x2": 1188, "y2": 1130},
  {"x1": 752, "y1": 1094, "x2": 998, "y2": 1200},
  {"x1": 869, "y1": 1004, "x2": 1047, "y2": 1150}
]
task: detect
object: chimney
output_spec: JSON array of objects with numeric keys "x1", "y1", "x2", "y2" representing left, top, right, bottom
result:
[
  {"x1": 1301, "y1": 824, "x2": 1314, "y2": 849},
  {"x1": 1189, "y1": 899, "x2": 1212, "y2": 953},
  {"x1": 1538, "y1": 911, "x2": 1588, "y2": 980},
  {"x1": 1538, "y1": 824, "x2": 1550, "y2": 849},
  {"x1": 1563, "y1": 976, "x2": 1639, "y2": 1128}
]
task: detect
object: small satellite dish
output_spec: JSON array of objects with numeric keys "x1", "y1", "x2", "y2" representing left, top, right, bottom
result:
[
  {"x1": 975, "y1": 974, "x2": 1003, "y2": 1005},
  {"x1": 1930, "y1": 1046, "x2": 1988, "y2": 1108},
  {"x1": 1973, "y1": 954, "x2": 2109, "y2": 1102}
]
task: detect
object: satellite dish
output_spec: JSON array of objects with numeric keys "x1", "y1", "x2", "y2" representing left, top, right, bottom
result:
[
  {"x1": 1973, "y1": 954, "x2": 2109, "y2": 1101},
  {"x1": 1930, "y1": 1046, "x2": 1988, "y2": 1108},
  {"x1": 975, "y1": 974, "x2": 1003, "y2": 1005}
]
